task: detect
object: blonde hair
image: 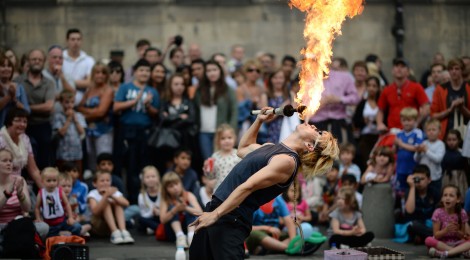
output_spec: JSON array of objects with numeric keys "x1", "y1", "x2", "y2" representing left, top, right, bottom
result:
[
  {"x1": 300, "y1": 131, "x2": 339, "y2": 179},
  {"x1": 161, "y1": 171, "x2": 183, "y2": 204},
  {"x1": 140, "y1": 166, "x2": 161, "y2": 208},
  {"x1": 214, "y1": 124, "x2": 236, "y2": 151},
  {"x1": 58, "y1": 172, "x2": 73, "y2": 183},
  {"x1": 425, "y1": 118, "x2": 441, "y2": 130},
  {"x1": 400, "y1": 107, "x2": 418, "y2": 120},
  {"x1": 41, "y1": 167, "x2": 59, "y2": 179}
]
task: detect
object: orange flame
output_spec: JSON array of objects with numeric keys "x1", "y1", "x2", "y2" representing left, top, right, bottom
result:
[{"x1": 289, "y1": 0, "x2": 364, "y2": 121}]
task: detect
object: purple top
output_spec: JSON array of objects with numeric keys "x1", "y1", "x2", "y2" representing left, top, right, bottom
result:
[{"x1": 310, "y1": 70, "x2": 359, "y2": 122}]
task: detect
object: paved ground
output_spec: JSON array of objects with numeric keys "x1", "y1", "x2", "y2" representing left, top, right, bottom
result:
[{"x1": 89, "y1": 231, "x2": 431, "y2": 259}]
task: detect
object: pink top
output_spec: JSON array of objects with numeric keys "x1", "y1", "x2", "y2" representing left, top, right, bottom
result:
[
  {"x1": 432, "y1": 208, "x2": 468, "y2": 244},
  {"x1": 0, "y1": 190, "x2": 21, "y2": 224},
  {"x1": 287, "y1": 199, "x2": 309, "y2": 218}
]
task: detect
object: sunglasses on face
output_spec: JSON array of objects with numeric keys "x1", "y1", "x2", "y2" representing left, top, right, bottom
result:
[{"x1": 246, "y1": 68, "x2": 260, "y2": 73}]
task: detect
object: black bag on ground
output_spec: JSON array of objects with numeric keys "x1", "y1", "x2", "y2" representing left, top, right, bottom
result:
[
  {"x1": 1, "y1": 217, "x2": 39, "y2": 259},
  {"x1": 148, "y1": 127, "x2": 181, "y2": 150}
]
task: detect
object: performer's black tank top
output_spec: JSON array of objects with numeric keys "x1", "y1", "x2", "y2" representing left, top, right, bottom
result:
[{"x1": 213, "y1": 143, "x2": 300, "y2": 222}]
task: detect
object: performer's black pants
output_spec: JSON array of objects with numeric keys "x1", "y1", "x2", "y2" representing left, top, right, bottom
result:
[{"x1": 189, "y1": 198, "x2": 251, "y2": 260}]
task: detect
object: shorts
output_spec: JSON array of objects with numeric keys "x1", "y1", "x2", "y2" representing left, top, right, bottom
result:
[{"x1": 91, "y1": 215, "x2": 111, "y2": 237}]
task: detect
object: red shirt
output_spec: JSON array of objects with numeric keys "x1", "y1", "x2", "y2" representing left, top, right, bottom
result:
[{"x1": 378, "y1": 80, "x2": 429, "y2": 129}]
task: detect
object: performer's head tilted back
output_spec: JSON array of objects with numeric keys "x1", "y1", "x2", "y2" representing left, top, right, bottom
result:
[{"x1": 288, "y1": 123, "x2": 339, "y2": 179}]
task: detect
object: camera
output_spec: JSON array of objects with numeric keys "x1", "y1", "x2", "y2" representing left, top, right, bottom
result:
[
  {"x1": 413, "y1": 177, "x2": 421, "y2": 184},
  {"x1": 174, "y1": 35, "x2": 183, "y2": 47},
  {"x1": 51, "y1": 243, "x2": 89, "y2": 260}
]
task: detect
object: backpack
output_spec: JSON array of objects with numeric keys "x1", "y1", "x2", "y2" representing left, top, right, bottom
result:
[{"x1": 1, "y1": 217, "x2": 40, "y2": 259}]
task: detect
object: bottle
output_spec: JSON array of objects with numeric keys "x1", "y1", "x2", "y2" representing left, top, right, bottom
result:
[
  {"x1": 175, "y1": 246, "x2": 186, "y2": 260},
  {"x1": 331, "y1": 242, "x2": 337, "y2": 250}
]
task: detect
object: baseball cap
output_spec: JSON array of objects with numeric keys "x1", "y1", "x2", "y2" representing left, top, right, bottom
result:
[{"x1": 393, "y1": 57, "x2": 410, "y2": 67}]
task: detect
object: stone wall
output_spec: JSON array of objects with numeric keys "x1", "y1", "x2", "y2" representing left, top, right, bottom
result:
[{"x1": 2, "y1": 1, "x2": 469, "y2": 78}]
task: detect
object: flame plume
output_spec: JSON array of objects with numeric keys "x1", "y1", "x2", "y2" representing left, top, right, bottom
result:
[{"x1": 289, "y1": 0, "x2": 364, "y2": 121}]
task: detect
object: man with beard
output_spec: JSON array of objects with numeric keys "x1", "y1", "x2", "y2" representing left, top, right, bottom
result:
[{"x1": 15, "y1": 49, "x2": 55, "y2": 169}]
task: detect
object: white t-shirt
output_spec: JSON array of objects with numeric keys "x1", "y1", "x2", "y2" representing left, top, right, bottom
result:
[
  {"x1": 87, "y1": 189, "x2": 123, "y2": 203},
  {"x1": 138, "y1": 192, "x2": 161, "y2": 218}
]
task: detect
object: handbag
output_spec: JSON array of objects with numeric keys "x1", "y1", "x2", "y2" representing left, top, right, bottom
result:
[{"x1": 148, "y1": 127, "x2": 181, "y2": 150}]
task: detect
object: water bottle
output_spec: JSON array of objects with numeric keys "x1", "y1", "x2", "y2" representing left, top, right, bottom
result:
[
  {"x1": 331, "y1": 242, "x2": 337, "y2": 250},
  {"x1": 175, "y1": 246, "x2": 186, "y2": 260}
]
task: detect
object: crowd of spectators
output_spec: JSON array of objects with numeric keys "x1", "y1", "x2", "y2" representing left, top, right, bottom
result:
[{"x1": 1, "y1": 27, "x2": 470, "y2": 257}]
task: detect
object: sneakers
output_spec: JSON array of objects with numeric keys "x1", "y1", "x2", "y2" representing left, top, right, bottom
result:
[
  {"x1": 176, "y1": 235, "x2": 188, "y2": 248},
  {"x1": 428, "y1": 247, "x2": 447, "y2": 259},
  {"x1": 110, "y1": 230, "x2": 124, "y2": 244},
  {"x1": 146, "y1": 227, "x2": 154, "y2": 235},
  {"x1": 121, "y1": 230, "x2": 135, "y2": 244}
]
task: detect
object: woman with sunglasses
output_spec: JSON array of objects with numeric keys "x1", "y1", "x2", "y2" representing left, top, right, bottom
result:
[
  {"x1": 236, "y1": 60, "x2": 266, "y2": 142},
  {"x1": 189, "y1": 109, "x2": 339, "y2": 259}
]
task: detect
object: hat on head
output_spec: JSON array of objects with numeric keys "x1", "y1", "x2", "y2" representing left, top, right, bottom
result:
[{"x1": 393, "y1": 57, "x2": 409, "y2": 67}]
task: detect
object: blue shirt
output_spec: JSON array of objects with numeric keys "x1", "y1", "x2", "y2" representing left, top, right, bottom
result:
[
  {"x1": 114, "y1": 82, "x2": 159, "y2": 127},
  {"x1": 396, "y1": 128, "x2": 423, "y2": 175},
  {"x1": 252, "y1": 196, "x2": 289, "y2": 228},
  {"x1": 72, "y1": 180, "x2": 89, "y2": 214}
]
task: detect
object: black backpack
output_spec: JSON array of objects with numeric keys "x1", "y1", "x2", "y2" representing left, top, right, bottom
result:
[{"x1": 1, "y1": 217, "x2": 40, "y2": 259}]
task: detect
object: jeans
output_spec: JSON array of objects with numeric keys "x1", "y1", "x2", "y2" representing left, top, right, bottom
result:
[
  {"x1": 47, "y1": 218, "x2": 81, "y2": 237},
  {"x1": 138, "y1": 216, "x2": 160, "y2": 231},
  {"x1": 119, "y1": 125, "x2": 150, "y2": 204},
  {"x1": 199, "y1": 132, "x2": 215, "y2": 160}
]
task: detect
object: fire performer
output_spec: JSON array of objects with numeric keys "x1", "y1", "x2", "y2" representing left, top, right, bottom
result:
[{"x1": 189, "y1": 107, "x2": 339, "y2": 259}]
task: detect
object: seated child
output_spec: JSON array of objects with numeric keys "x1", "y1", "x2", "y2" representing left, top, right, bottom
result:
[
  {"x1": 328, "y1": 187, "x2": 374, "y2": 248},
  {"x1": 282, "y1": 179, "x2": 316, "y2": 236},
  {"x1": 138, "y1": 166, "x2": 161, "y2": 235},
  {"x1": 425, "y1": 184, "x2": 470, "y2": 258},
  {"x1": 404, "y1": 164, "x2": 438, "y2": 244},
  {"x1": 159, "y1": 172, "x2": 202, "y2": 248},
  {"x1": 34, "y1": 167, "x2": 81, "y2": 237},
  {"x1": 339, "y1": 143, "x2": 361, "y2": 182},
  {"x1": 58, "y1": 172, "x2": 91, "y2": 236},
  {"x1": 60, "y1": 162, "x2": 89, "y2": 220},
  {"x1": 246, "y1": 196, "x2": 297, "y2": 255},
  {"x1": 87, "y1": 171, "x2": 134, "y2": 244},
  {"x1": 168, "y1": 149, "x2": 200, "y2": 197},
  {"x1": 199, "y1": 175, "x2": 216, "y2": 208},
  {"x1": 361, "y1": 146, "x2": 395, "y2": 185},
  {"x1": 341, "y1": 174, "x2": 363, "y2": 209}
]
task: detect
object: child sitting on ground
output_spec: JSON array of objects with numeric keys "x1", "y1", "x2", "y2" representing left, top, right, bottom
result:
[
  {"x1": 60, "y1": 162, "x2": 89, "y2": 220},
  {"x1": 361, "y1": 146, "x2": 395, "y2": 185},
  {"x1": 338, "y1": 143, "x2": 361, "y2": 182},
  {"x1": 425, "y1": 184, "x2": 470, "y2": 258},
  {"x1": 281, "y1": 179, "x2": 316, "y2": 236},
  {"x1": 138, "y1": 166, "x2": 161, "y2": 235},
  {"x1": 328, "y1": 187, "x2": 374, "y2": 248},
  {"x1": 159, "y1": 172, "x2": 202, "y2": 248},
  {"x1": 35, "y1": 167, "x2": 81, "y2": 237},
  {"x1": 169, "y1": 149, "x2": 200, "y2": 197},
  {"x1": 58, "y1": 172, "x2": 91, "y2": 236},
  {"x1": 87, "y1": 170, "x2": 134, "y2": 244}
]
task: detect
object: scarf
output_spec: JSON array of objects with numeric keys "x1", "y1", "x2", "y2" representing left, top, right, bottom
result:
[{"x1": 0, "y1": 126, "x2": 28, "y2": 175}]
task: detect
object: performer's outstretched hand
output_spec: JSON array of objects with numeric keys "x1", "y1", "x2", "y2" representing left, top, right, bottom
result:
[{"x1": 189, "y1": 210, "x2": 220, "y2": 232}]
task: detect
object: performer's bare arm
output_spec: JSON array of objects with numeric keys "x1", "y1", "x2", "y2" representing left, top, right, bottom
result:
[
  {"x1": 237, "y1": 108, "x2": 275, "y2": 159},
  {"x1": 190, "y1": 154, "x2": 296, "y2": 231}
]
